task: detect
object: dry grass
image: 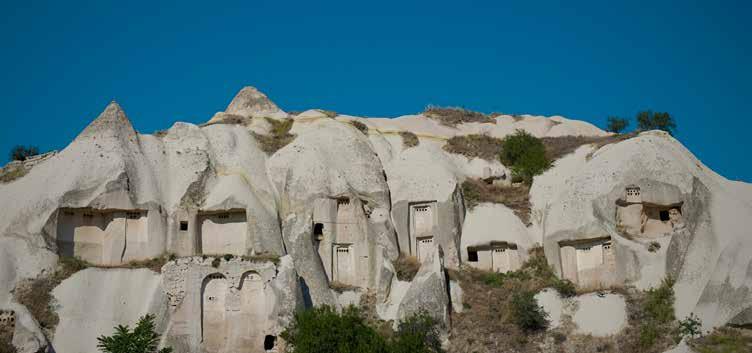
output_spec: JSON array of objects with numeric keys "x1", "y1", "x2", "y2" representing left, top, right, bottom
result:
[
  {"x1": 423, "y1": 106, "x2": 495, "y2": 126},
  {"x1": 329, "y1": 281, "x2": 360, "y2": 293},
  {"x1": 317, "y1": 109, "x2": 338, "y2": 118},
  {"x1": 393, "y1": 255, "x2": 421, "y2": 281},
  {"x1": 448, "y1": 255, "x2": 561, "y2": 353},
  {"x1": 0, "y1": 165, "x2": 28, "y2": 184},
  {"x1": 118, "y1": 253, "x2": 175, "y2": 273},
  {"x1": 461, "y1": 178, "x2": 531, "y2": 225},
  {"x1": 689, "y1": 326, "x2": 752, "y2": 353},
  {"x1": 251, "y1": 117, "x2": 296, "y2": 154},
  {"x1": 242, "y1": 253, "x2": 281, "y2": 265},
  {"x1": 348, "y1": 120, "x2": 369, "y2": 135},
  {"x1": 443, "y1": 134, "x2": 504, "y2": 161},
  {"x1": 399, "y1": 131, "x2": 419, "y2": 148},
  {"x1": 13, "y1": 257, "x2": 90, "y2": 336},
  {"x1": 541, "y1": 132, "x2": 637, "y2": 161}
]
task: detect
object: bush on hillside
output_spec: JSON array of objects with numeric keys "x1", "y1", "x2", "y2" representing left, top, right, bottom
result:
[
  {"x1": 606, "y1": 116, "x2": 629, "y2": 133},
  {"x1": 510, "y1": 290, "x2": 549, "y2": 331},
  {"x1": 97, "y1": 314, "x2": 172, "y2": 353},
  {"x1": 636, "y1": 111, "x2": 677, "y2": 135},
  {"x1": 500, "y1": 130, "x2": 551, "y2": 184},
  {"x1": 391, "y1": 311, "x2": 444, "y2": 353},
  {"x1": 252, "y1": 117, "x2": 296, "y2": 154},
  {"x1": 399, "y1": 131, "x2": 419, "y2": 148},
  {"x1": 349, "y1": 120, "x2": 369, "y2": 135},
  {"x1": 9, "y1": 145, "x2": 39, "y2": 162},
  {"x1": 281, "y1": 306, "x2": 389, "y2": 353},
  {"x1": 638, "y1": 277, "x2": 677, "y2": 349},
  {"x1": 281, "y1": 306, "x2": 444, "y2": 353}
]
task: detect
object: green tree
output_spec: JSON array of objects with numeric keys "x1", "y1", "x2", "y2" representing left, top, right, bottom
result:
[
  {"x1": 391, "y1": 311, "x2": 444, "y2": 353},
  {"x1": 9, "y1": 145, "x2": 39, "y2": 161},
  {"x1": 96, "y1": 314, "x2": 172, "y2": 353},
  {"x1": 499, "y1": 130, "x2": 551, "y2": 184},
  {"x1": 636, "y1": 111, "x2": 677, "y2": 135},
  {"x1": 606, "y1": 116, "x2": 629, "y2": 133},
  {"x1": 280, "y1": 305, "x2": 389, "y2": 353}
]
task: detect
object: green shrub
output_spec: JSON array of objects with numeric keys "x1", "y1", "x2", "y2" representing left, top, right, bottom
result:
[
  {"x1": 281, "y1": 306, "x2": 389, "y2": 353},
  {"x1": 500, "y1": 130, "x2": 551, "y2": 184},
  {"x1": 636, "y1": 111, "x2": 677, "y2": 135},
  {"x1": 97, "y1": 314, "x2": 172, "y2": 353},
  {"x1": 550, "y1": 278, "x2": 576, "y2": 298},
  {"x1": 648, "y1": 241, "x2": 661, "y2": 252},
  {"x1": 606, "y1": 116, "x2": 629, "y2": 133},
  {"x1": 223, "y1": 254, "x2": 234, "y2": 261},
  {"x1": 510, "y1": 290, "x2": 548, "y2": 331},
  {"x1": 211, "y1": 257, "x2": 221, "y2": 268},
  {"x1": 9, "y1": 145, "x2": 39, "y2": 161},
  {"x1": 391, "y1": 311, "x2": 443, "y2": 353},
  {"x1": 399, "y1": 131, "x2": 419, "y2": 148},
  {"x1": 644, "y1": 277, "x2": 676, "y2": 325},
  {"x1": 679, "y1": 313, "x2": 702, "y2": 339},
  {"x1": 349, "y1": 120, "x2": 369, "y2": 135},
  {"x1": 637, "y1": 277, "x2": 677, "y2": 349}
]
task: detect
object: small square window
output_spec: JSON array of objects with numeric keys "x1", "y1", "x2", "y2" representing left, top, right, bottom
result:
[
  {"x1": 468, "y1": 250, "x2": 478, "y2": 262},
  {"x1": 179, "y1": 221, "x2": 188, "y2": 231},
  {"x1": 659, "y1": 210, "x2": 670, "y2": 222}
]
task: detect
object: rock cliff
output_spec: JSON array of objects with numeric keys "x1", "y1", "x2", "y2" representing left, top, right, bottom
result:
[{"x1": 0, "y1": 87, "x2": 750, "y2": 353}]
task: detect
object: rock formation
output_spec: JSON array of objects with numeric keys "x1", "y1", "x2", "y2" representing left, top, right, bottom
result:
[{"x1": 0, "y1": 86, "x2": 750, "y2": 353}]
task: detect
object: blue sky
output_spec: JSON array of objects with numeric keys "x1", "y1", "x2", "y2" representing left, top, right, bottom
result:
[{"x1": 2, "y1": 1, "x2": 750, "y2": 181}]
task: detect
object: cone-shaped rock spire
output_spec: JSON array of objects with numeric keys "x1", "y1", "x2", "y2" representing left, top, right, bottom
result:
[
  {"x1": 224, "y1": 86, "x2": 283, "y2": 118},
  {"x1": 77, "y1": 101, "x2": 137, "y2": 139}
]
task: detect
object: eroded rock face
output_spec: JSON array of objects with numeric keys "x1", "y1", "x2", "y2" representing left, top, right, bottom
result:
[
  {"x1": 533, "y1": 131, "x2": 752, "y2": 330},
  {"x1": 161, "y1": 256, "x2": 300, "y2": 353},
  {"x1": 0, "y1": 88, "x2": 750, "y2": 352}
]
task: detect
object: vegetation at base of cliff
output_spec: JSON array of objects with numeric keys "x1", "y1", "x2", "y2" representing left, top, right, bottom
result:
[
  {"x1": 499, "y1": 130, "x2": 551, "y2": 184},
  {"x1": 460, "y1": 178, "x2": 531, "y2": 224},
  {"x1": 14, "y1": 256, "x2": 90, "y2": 335},
  {"x1": 0, "y1": 340, "x2": 15, "y2": 353},
  {"x1": 394, "y1": 255, "x2": 421, "y2": 281},
  {"x1": 97, "y1": 314, "x2": 172, "y2": 353},
  {"x1": 281, "y1": 306, "x2": 443, "y2": 353},
  {"x1": 423, "y1": 106, "x2": 495, "y2": 126},
  {"x1": 251, "y1": 117, "x2": 296, "y2": 154},
  {"x1": 120, "y1": 253, "x2": 176, "y2": 273},
  {"x1": 349, "y1": 120, "x2": 369, "y2": 135},
  {"x1": 443, "y1": 134, "x2": 504, "y2": 161},
  {"x1": 399, "y1": 131, "x2": 419, "y2": 148},
  {"x1": 689, "y1": 326, "x2": 752, "y2": 353},
  {"x1": 510, "y1": 290, "x2": 549, "y2": 331}
]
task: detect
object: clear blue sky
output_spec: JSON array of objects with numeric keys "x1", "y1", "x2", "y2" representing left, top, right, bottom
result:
[{"x1": 2, "y1": 1, "x2": 750, "y2": 181}]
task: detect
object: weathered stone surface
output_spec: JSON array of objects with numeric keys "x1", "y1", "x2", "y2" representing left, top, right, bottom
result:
[{"x1": 0, "y1": 88, "x2": 750, "y2": 352}]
